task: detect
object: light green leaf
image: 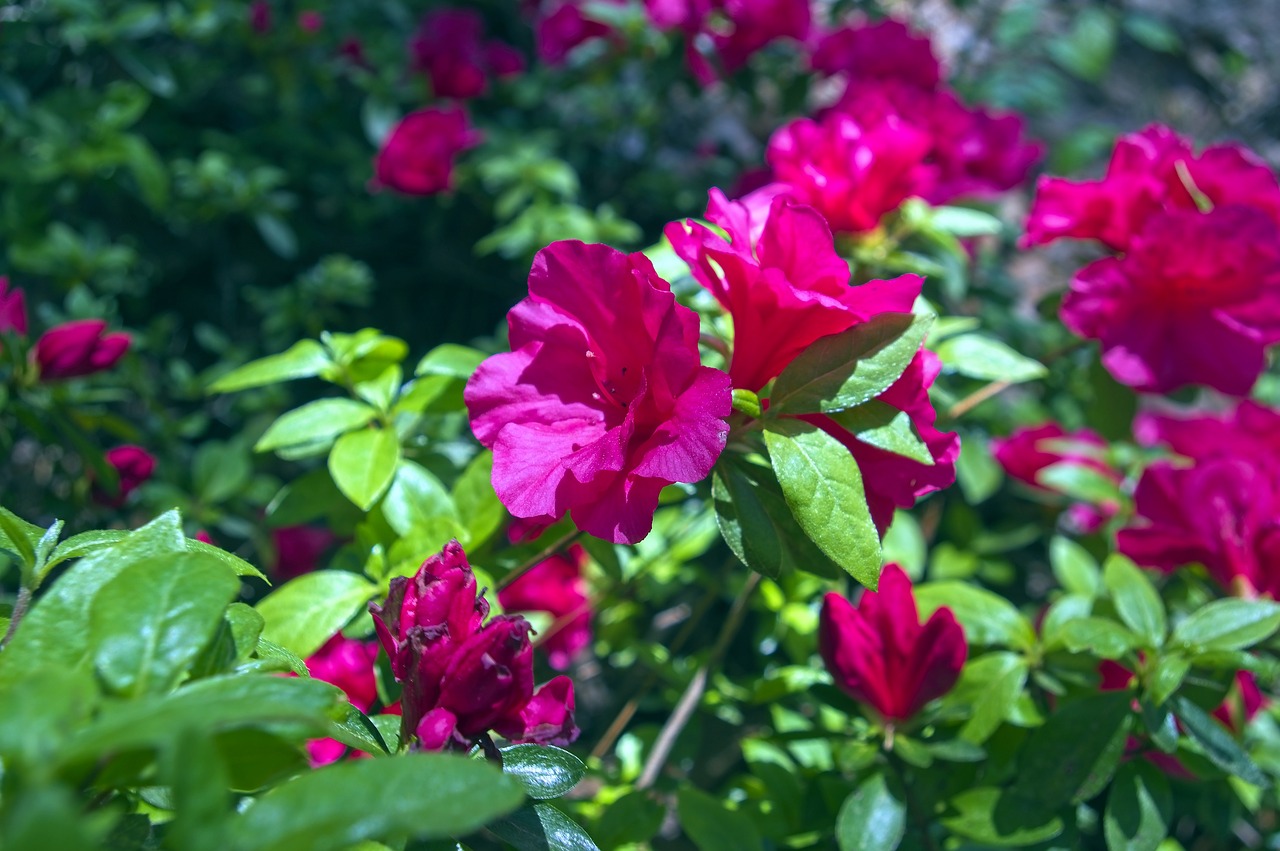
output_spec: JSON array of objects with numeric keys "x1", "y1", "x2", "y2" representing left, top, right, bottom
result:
[
  {"x1": 1050, "y1": 536, "x2": 1101, "y2": 597},
  {"x1": 382, "y1": 461, "x2": 457, "y2": 538},
  {"x1": 256, "y1": 571, "x2": 378, "y2": 658},
  {"x1": 1104, "y1": 556, "x2": 1166, "y2": 647},
  {"x1": 764, "y1": 420, "x2": 881, "y2": 588},
  {"x1": 227, "y1": 753, "x2": 524, "y2": 851},
  {"x1": 769, "y1": 313, "x2": 933, "y2": 415},
  {"x1": 453, "y1": 451, "x2": 505, "y2": 550},
  {"x1": 255, "y1": 399, "x2": 377, "y2": 453},
  {"x1": 1169, "y1": 599, "x2": 1280, "y2": 652},
  {"x1": 941, "y1": 788, "x2": 1063, "y2": 847},
  {"x1": 825, "y1": 400, "x2": 933, "y2": 465},
  {"x1": 209, "y1": 340, "x2": 331, "y2": 394},
  {"x1": 354, "y1": 365, "x2": 402, "y2": 412},
  {"x1": 329, "y1": 428, "x2": 401, "y2": 511},
  {"x1": 930, "y1": 206, "x2": 1004, "y2": 237},
  {"x1": 915, "y1": 582, "x2": 1036, "y2": 649},
  {"x1": 415, "y1": 343, "x2": 486, "y2": 379},
  {"x1": 0, "y1": 506, "x2": 41, "y2": 570},
  {"x1": 956, "y1": 653, "x2": 1028, "y2": 744},
  {"x1": 934, "y1": 335, "x2": 1047, "y2": 383},
  {"x1": 188, "y1": 537, "x2": 269, "y2": 581},
  {"x1": 955, "y1": 434, "x2": 1003, "y2": 505},
  {"x1": 1059, "y1": 617, "x2": 1139, "y2": 659},
  {"x1": 836, "y1": 772, "x2": 906, "y2": 851}
]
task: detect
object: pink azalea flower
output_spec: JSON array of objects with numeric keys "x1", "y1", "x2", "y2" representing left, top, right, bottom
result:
[
  {"x1": 534, "y1": 1, "x2": 617, "y2": 65},
  {"x1": 0, "y1": 277, "x2": 27, "y2": 337},
  {"x1": 666, "y1": 188, "x2": 921, "y2": 391},
  {"x1": 409, "y1": 8, "x2": 525, "y2": 99},
  {"x1": 820, "y1": 564, "x2": 967, "y2": 721},
  {"x1": 991, "y1": 422, "x2": 1115, "y2": 489},
  {"x1": 498, "y1": 545, "x2": 592, "y2": 670},
  {"x1": 272, "y1": 525, "x2": 337, "y2": 581},
  {"x1": 369, "y1": 541, "x2": 578, "y2": 750},
  {"x1": 302, "y1": 635, "x2": 380, "y2": 766},
  {"x1": 465, "y1": 240, "x2": 733, "y2": 544},
  {"x1": 765, "y1": 111, "x2": 935, "y2": 233},
  {"x1": 1025, "y1": 124, "x2": 1280, "y2": 252},
  {"x1": 33, "y1": 319, "x2": 131, "y2": 380},
  {"x1": 1061, "y1": 205, "x2": 1280, "y2": 395},
  {"x1": 810, "y1": 18, "x2": 941, "y2": 89},
  {"x1": 1134, "y1": 400, "x2": 1280, "y2": 471},
  {"x1": 708, "y1": 0, "x2": 812, "y2": 76},
  {"x1": 93, "y1": 445, "x2": 156, "y2": 507},
  {"x1": 371, "y1": 106, "x2": 483, "y2": 196}
]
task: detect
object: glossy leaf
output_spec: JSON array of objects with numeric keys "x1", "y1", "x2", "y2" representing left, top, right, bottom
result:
[
  {"x1": 382, "y1": 460, "x2": 457, "y2": 538},
  {"x1": 1172, "y1": 695, "x2": 1269, "y2": 788},
  {"x1": 329, "y1": 428, "x2": 401, "y2": 511},
  {"x1": 825, "y1": 400, "x2": 933, "y2": 465},
  {"x1": 1169, "y1": 599, "x2": 1280, "y2": 652},
  {"x1": 488, "y1": 803, "x2": 600, "y2": 851},
  {"x1": 835, "y1": 772, "x2": 906, "y2": 851},
  {"x1": 209, "y1": 340, "x2": 331, "y2": 393},
  {"x1": 255, "y1": 398, "x2": 377, "y2": 453},
  {"x1": 502, "y1": 745, "x2": 587, "y2": 800},
  {"x1": 255, "y1": 571, "x2": 378, "y2": 658},
  {"x1": 915, "y1": 582, "x2": 1036, "y2": 649},
  {"x1": 1104, "y1": 555, "x2": 1166, "y2": 648}
]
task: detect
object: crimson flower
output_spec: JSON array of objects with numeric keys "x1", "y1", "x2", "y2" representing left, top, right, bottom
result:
[
  {"x1": 0, "y1": 277, "x2": 27, "y2": 337},
  {"x1": 810, "y1": 18, "x2": 941, "y2": 88},
  {"x1": 33, "y1": 319, "x2": 131, "y2": 380},
  {"x1": 498, "y1": 544, "x2": 591, "y2": 670},
  {"x1": 465, "y1": 240, "x2": 732, "y2": 544},
  {"x1": 992, "y1": 423, "x2": 1120, "y2": 533},
  {"x1": 1061, "y1": 205, "x2": 1280, "y2": 395},
  {"x1": 369, "y1": 541, "x2": 578, "y2": 751},
  {"x1": 1135, "y1": 401, "x2": 1280, "y2": 473},
  {"x1": 820, "y1": 564, "x2": 967, "y2": 721},
  {"x1": 272, "y1": 525, "x2": 337, "y2": 581},
  {"x1": 93, "y1": 445, "x2": 156, "y2": 507},
  {"x1": 303, "y1": 635, "x2": 379, "y2": 766},
  {"x1": 409, "y1": 8, "x2": 524, "y2": 99},
  {"x1": 372, "y1": 107, "x2": 482, "y2": 196},
  {"x1": 1025, "y1": 124, "x2": 1280, "y2": 252}
]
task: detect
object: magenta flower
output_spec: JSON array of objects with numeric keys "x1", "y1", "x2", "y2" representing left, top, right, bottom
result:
[
  {"x1": 409, "y1": 8, "x2": 525, "y2": 99},
  {"x1": 372, "y1": 106, "x2": 483, "y2": 196},
  {"x1": 807, "y1": 351, "x2": 959, "y2": 533},
  {"x1": 1025, "y1": 124, "x2": 1280, "y2": 252},
  {"x1": 93, "y1": 445, "x2": 156, "y2": 507},
  {"x1": 1135, "y1": 401, "x2": 1280, "y2": 471},
  {"x1": 1061, "y1": 205, "x2": 1280, "y2": 395},
  {"x1": 465, "y1": 240, "x2": 732, "y2": 544},
  {"x1": 498, "y1": 544, "x2": 592, "y2": 670},
  {"x1": 33, "y1": 319, "x2": 131, "y2": 380},
  {"x1": 369, "y1": 541, "x2": 578, "y2": 751},
  {"x1": 666, "y1": 188, "x2": 922, "y2": 392},
  {"x1": 992, "y1": 422, "x2": 1119, "y2": 533},
  {"x1": 820, "y1": 564, "x2": 967, "y2": 721},
  {"x1": 534, "y1": 1, "x2": 617, "y2": 65},
  {"x1": 303, "y1": 635, "x2": 380, "y2": 766},
  {"x1": 646, "y1": 0, "x2": 809, "y2": 82},
  {"x1": 810, "y1": 18, "x2": 941, "y2": 89},
  {"x1": 297, "y1": 10, "x2": 323, "y2": 33},
  {"x1": 766, "y1": 111, "x2": 935, "y2": 233},
  {"x1": 272, "y1": 525, "x2": 338, "y2": 581},
  {"x1": 0, "y1": 277, "x2": 27, "y2": 337}
]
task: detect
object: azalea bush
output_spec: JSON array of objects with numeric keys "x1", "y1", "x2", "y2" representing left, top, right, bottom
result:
[{"x1": 5, "y1": 1, "x2": 1280, "y2": 850}]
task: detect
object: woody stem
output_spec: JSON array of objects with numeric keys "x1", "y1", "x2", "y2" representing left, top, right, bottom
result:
[{"x1": 635, "y1": 572, "x2": 761, "y2": 790}]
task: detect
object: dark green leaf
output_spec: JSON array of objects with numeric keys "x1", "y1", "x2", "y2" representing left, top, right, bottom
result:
[
  {"x1": 1104, "y1": 761, "x2": 1171, "y2": 851},
  {"x1": 940, "y1": 787, "x2": 1063, "y2": 847},
  {"x1": 835, "y1": 772, "x2": 906, "y2": 851},
  {"x1": 764, "y1": 420, "x2": 881, "y2": 588},
  {"x1": 1103, "y1": 556, "x2": 1166, "y2": 648},
  {"x1": 329, "y1": 428, "x2": 401, "y2": 511},
  {"x1": 255, "y1": 399, "x2": 377, "y2": 453},
  {"x1": 1170, "y1": 599, "x2": 1280, "y2": 652},
  {"x1": 209, "y1": 340, "x2": 331, "y2": 393},
  {"x1": 89, "y1": 552, "x2": 239, "y2": 697},
  {"x1": 593, "y1": 790, "x2": 664, "y2": 849},
  {"x1": 1172, "y1": 695, "x2": 1269, "y2": 787},
  {"x1": 502, "y1": 745, "x2": 587, "y2": 800},
  {"x1": 255, "y1": 570, "x2": 378, "y2": 658},
  {"x1": 769, "y1": 312, "x2": 932, "y2": 415},
  {"x1": 677, "y1": 787, "x2": 764, "y2": 851},
  {"x1": 713, "y1": 464, "x2": 783, "y2": 579},
  {"x1": 1015, "y1": 692, "x2": 1132, "y2": 808},
  {"x1": 488, "y1": 803, "x2": 600, "y2": 851},
  {"x1": 227, "y1": 753, "x2": 524, "y2": 851},
  {"x1": 165, "y1": 728, "x2": 232, "y2": 851}
]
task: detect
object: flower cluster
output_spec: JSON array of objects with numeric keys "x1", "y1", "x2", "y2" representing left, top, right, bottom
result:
[
  {"x1": 762, "y1": 18, "x2": 1040, "y2": 233},
  {"x1": 1, "y1": 278, "x2": 132, "y2": 381},
  {"x1": 645, "y1": 0, "x2": 812, "y2": 85},
  {"x1": 1025, "y1": 125, "x2": 1280, "y2": 394},
  {"x1": 1119, "y1": 400, "x2": 1280, "y2": 598},
  {"x1": 409, "y1": 8, "x2": 524, "y2": 99},
  {"x1": 369, "y1": 541, "x2": 578, "y2": 751},
  {"x1": 820, "y1": 564, "x2": 967, "y2": 721}
]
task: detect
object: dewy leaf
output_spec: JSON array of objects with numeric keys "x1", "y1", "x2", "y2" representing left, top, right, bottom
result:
[
  {"x1": 255, "y1": 398, "x2": 377, "y2": 453},
  {"x1": 1103, "y1": 555, "x2": 1166, "y2": 648},
  {"x1": 328, "y1": 428, "x2": 401, "y2": 511},
  {"x1": 915, "y1": 582, "x2": 1036, "y2": 650},
  {"x1": 209, "y1": 339, "x2": 331, "y2": 394},
  {"x1": 769, "y1": 312, "x2": 933, "y2": 415},
  {"x1": 1169, "y1": 599, "x2": 1280, "y2": 652},
  {"x1": 1103, "y1": 761, "x2": 1172, "y2": 851},
  {"x1": 763, "y1": 420, "x2": 882, "y2": 589},
  {"x1": 41, "y1": 530, "x2": 131, "y2": 574},
  {"x1": 1172, "y1": 695, "x2": 1270, "y2": 788},
  {"x1": 255, "y1": 570, "x2": 378, "y2": 659},
  {"x1": 825, "y1": 400, "x2": 933, "y2": 465},
  {"x1": 933, "y1": 334, "x2": 1048, "y2": 383},
  {"x1": 502, "y1": 745, "x2": 587, "y2": 800},
  {"x1": 488, "y1": 802, "x2": 600, "y2": 851},
  {"x1": 227, "y1": 753, "x2": 524, "y2": 851},
  {"x1": 382, "y1": 460, "x2": 458, "y2": 538},
  {"x1": 89, "y1": 552, "x2": 240, "y2": 698},
  {"x1": 835, "y1": 771, "x2": 907, "y2": 851},
  {"x1": 676, "y1": 787, "x2": 765, "y2": 851}
]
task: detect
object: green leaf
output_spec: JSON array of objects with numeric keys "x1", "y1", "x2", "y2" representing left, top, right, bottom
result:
[
  {"x1": 209, "y1": 340, "x2": 331, "y2": 393},
  {"x1": 835, "y1": 772, "x2": 906, "y2": 851},
  {"x1": 915, "y1": 582, "x2": 1036, "y2": 649},
  {"x1": 1104, "y1": 556, "x2": 1166, "y2": 647},
  {"x1": 941, "y1": 788, "x2": 1063, "y2": 847},
  {"x1": 89, "y1": 552, "x2": 239, "y2": 698},
  {"x1": 42, "y1": 529, "x2": 130, "y2": 573},
  {"x1": 1048, "y1": 6, "x2": 1116, "y2": 82},
  {"x1": 1172, "y1": 695, "x2": 1269, "y2": 788},
  {"x1": 255, "y1": 571, "x2": 378, "y2": 658},
  {"x1": 677, "y1": 788, "x2": 764, "y2": 851},
  {"x1": 1146, "y1": 653, "x2": 1190, "y2": 707},
  {"x1": 930, "y1": 206, "x2": 1004, "y2": 237},
  {"x1": 955, "y1": 434, "x2": 1004, "y2": 505},
  {"x1": 226, "y1": 753, "x2": 524, "y2": 851},
  {"x1": 1015, "y1": 692, "x2": 1132, "y2": 808},
  {"x1": 1169, "y1": 599, "x2": 1280, "y2": 652},
  {"x1": 769, "y1": 312, "x2": 933, "y2": 415},
  {"x1": 452, "y1": 450, "x2": 505, "y2": 550},
  {"x1": 192, "y1": 441, "x2": 253, "y2": 505},
  {"x1": 255, "y1": 399, "x2": 377, "y2": 453},
  {"x1": 254, "y1": 213, "x2": 298, "y2": 259},
  {"x1": 165, "y1": 728, "x2": 232, "y2": 851},
  {"x1": 329, "y1": 428, "x2": 401, "y2": 511},
  {"x1": 825, "y1": 400, "x2": 933, "y2": 465},
  {"x1": 355, "y1": 365, "x2": 402, "y2": 412},
  {"x1": 414, "y1": 343, "x2": 486, "y2": 378},
  {"x1": 764, "y1": 420, "x2": 881, "y2": 588},
  {"x1": 1038, "y1": 462, "x2": 1123, "y2": 504},
  {"x1": 934, "y1": 334, "x2": 1048, "y2": 383},
  {"x1": 956, "y1": 652, "x2": 1028, "y2": 744},
  {"x1": 502, "y1": 745, "x2": 586, "y2": 800},
  {"x1": 1050, "y1": 536, "x2": 1101, "y2": 597},
  {"x1": 488, "y1": 803, "x2": 600, "y2": 851},
  {"x1": 327, "y1": 704, "x2": 391, "y2": 756},
  {"x1": 0, "y1": 505, "x2": 41, "y2": 570},
  {"x1": 188, "y1": 537, "x2": 269, "y2": 581},
  {"x1": 593, "y1": 790, "x2": 664, "y2": 849},
  {"x1": 1104, "y1": 761, "x2": 1172, "y2": 851},
  {"x1": 1059, "y1": 617, "x2": 1139, "y2": 659},
  {"x1": 382, "y1": 461, "x2": 457, "y2": 538}
]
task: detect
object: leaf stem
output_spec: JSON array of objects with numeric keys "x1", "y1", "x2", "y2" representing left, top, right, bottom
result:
[{"x1": 1, "y1": 584, "x2": 32, "y2": 650}]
